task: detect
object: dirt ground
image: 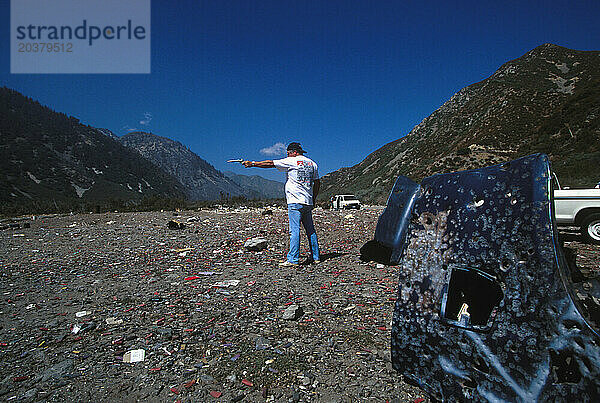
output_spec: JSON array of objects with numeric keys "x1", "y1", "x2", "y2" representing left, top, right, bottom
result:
[
  {"x1": 0, "y1": 207, "x2": 428, "y2": 402},
  {"x1": 0, "y1": 207, "x2": 597, "y2": 402}
]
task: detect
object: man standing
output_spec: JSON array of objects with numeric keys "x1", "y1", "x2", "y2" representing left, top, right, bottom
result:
[{"x1": 242, "y1": 142, "x2": 320, "y2": 267}]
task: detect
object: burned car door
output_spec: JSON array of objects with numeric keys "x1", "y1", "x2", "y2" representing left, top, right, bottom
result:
[{"x1": 361, "y1": 153, "x2": 600, "y2": 401}]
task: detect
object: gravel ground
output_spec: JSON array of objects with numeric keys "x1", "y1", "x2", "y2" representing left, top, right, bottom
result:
[
  {"x1": 0, "y1": 207, "x2": 427, "y2": 402},
  {"x1": 0, "y1": 208, "x2": 597, "y2": 402}
]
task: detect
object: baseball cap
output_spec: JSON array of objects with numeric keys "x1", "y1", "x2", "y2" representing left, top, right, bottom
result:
[{"x1": 287, "y1": 142, "x2": 306, "y2": 153}]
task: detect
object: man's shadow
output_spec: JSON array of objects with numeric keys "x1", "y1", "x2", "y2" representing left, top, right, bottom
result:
[{"x1": 301, "y1": 252, "x2": 346, "y2": 264}]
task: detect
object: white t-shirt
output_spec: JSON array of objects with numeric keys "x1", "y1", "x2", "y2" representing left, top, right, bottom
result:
[{"x1": 273, "y1": 155, "x2": 319, "y2": 205}]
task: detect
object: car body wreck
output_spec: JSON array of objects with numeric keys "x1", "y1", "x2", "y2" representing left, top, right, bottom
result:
[{"x1": 361, "y1": 153, "x2": 600, "y2": 401}]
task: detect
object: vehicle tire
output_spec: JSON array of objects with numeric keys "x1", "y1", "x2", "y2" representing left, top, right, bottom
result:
[{"x1": 580, "y1": 213, "x2": 600, "y2": 245}]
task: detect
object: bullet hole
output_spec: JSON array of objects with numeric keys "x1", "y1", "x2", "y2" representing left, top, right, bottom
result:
[
  {"x1": 421, "y1": 213, "x2": 435, "y2": 227},
  {"x1": 500, "y1": 258, "x2": 511, "y2": 272},
  {"x1": 419, "y1": 276, "x2": 432, "y2": 293}
]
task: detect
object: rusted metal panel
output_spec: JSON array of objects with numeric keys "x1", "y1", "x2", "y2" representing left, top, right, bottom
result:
[{"x1": 362, "y1": 154, "x2": 600, "y2": 401}]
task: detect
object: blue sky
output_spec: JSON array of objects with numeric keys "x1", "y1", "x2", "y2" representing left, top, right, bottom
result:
[{"x1": 1, "y1": 0, "x2": 599, "y2": 181}]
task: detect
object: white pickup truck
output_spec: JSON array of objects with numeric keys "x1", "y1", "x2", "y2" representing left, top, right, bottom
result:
[
  {"x1": 331, "y1": 194, "x2": 361, "y2": 210},
  {"x1": 553, "y1": 174, "x2": 600, "y2": 244}
]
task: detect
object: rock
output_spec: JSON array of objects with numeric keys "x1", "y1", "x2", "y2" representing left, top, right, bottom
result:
[
  {"x1": 283, "y1": 305, "x2": 304, "y2": 321},
  {"x1": 21, "y1": 388, "x2": 37, "y2": 401},
  {"x1": 244, "y1": 237, "x2": 268, "y2": 251},
  {"x1": 255, "y1": 336, "x2": 270, "y2": 350},
  {"x1": 36, "y1": 359, "x2": 74, "y2": 383},
  {"x1": 167, "y1": 220, "x2": 185, "y2": 230},
  {"x1": 155, "y1": 327, "x2": 173, "y2": 339},
  {"x1": 198, "y1": 374, "x2": 215, "y2": 384}
]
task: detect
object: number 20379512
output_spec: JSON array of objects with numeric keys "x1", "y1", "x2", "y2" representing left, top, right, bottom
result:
[{"x1": 18, "y1": 42, "x2": 73, "y2": 52}]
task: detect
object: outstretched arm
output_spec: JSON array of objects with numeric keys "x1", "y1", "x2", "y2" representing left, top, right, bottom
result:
[
  {"x1": 242, "y1": 160, "x2": 275, "y2": 168},
  {"x1": 313, "y1": 179, "x2": 320, "y2": 201}
]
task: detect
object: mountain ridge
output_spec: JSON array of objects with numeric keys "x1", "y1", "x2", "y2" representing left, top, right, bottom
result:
[
  {"x1": 119, "y1": 131, "x2": 282, "y2": 201},
  {"x1": 320, "y1": 44, "x2": 600, "y2": 204},
  {"x1": 0, "y1": 87, "x2": 186, "y2": 207},
  {"x1": 223, "y1": 171, "x2": 284, "y2": 199}
]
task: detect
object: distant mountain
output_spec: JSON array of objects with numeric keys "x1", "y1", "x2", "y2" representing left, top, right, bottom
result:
[
  {"x1": 321, "y1": 44, "x2": 600, "y2": 204},
  {"x1": 224, "y1": 171, "x2": 284, "y2": 199},
  {"x1": 0, "y1": 87, "x2": 185, "y2": 206},
  {"x1": 120, "y1": 132, "x2": 256, "y2": 200}
]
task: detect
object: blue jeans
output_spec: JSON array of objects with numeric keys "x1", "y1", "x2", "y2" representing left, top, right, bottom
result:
[{"x1": 287, "y1": 203, "x2": 320, "y2": 263}]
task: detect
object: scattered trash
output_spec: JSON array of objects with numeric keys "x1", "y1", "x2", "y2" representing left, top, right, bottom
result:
[
  {"x1": 123, "y1": 349, "x2": 145, "y2": 363},
  {"x1": 105, "y1": 317, "x2": 123, "y2": 325},
  {"x1": 71, "y1": 322, "x2": 96, "y2": 335},
  {"x1": 4, "y1": 206, "x2": 587, "y2": 401},
  {"x1": 185, "y1": 272, "x2": 221, "y2": 280},
  {"x1": 212, "y1": 280, "x2": 240, "y2": 288}
]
